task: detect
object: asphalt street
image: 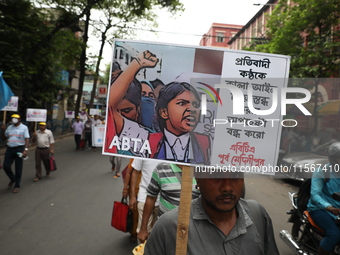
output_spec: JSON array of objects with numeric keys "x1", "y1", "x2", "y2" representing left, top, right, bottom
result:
[{"x1": 0, "y1": 135, "x2": 300, "y2": 255}]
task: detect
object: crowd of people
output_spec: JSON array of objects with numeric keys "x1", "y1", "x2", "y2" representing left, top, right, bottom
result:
[
  {"x1": 3, "y1": 111, "x2": 340, "y2": 254},
  {"x1": 0, "y1": 111, "x2": 106, "y2": 193},
  {"x1": 71, "y1": 111, "x2": 105, "y2": 152}
]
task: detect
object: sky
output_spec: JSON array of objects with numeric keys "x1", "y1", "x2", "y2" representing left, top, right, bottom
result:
[{"x1": 87, "y1": 0, "x2": 267, "y2": 70}]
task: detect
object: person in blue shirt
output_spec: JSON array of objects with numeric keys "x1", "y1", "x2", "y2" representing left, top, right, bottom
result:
[
  {"x1": 1, "y1": 113, "x2": 30, "y2": 193},
  {"x1": 307, "y1": 141, "x2": 340, "y2": 255}
]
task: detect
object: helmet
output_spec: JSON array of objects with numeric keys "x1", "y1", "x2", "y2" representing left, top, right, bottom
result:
[
  {"x1": 11, "y1": 113, "x2": 20, "y2": 119},
  {"x1": 328, "y1": 142, "x2": 340, "y2": 165}
]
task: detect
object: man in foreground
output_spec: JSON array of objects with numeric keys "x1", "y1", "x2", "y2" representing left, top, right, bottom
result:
[
  {"x1": 144, "y1": 172, "x2": 279, "y2": 255},
  {"x1": 1, "y1": 113, "x2": 30, "y2": 193}
]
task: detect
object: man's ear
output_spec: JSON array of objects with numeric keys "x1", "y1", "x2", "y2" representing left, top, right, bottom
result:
[{"x1": 159, "y1": 108, "x2": 169, "y2": 119}]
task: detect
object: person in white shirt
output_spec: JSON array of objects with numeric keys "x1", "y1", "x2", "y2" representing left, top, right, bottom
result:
[
  {"x1": 129, "y1": 159, "x2": 160, "y2": 235},
  {"x1": 85, "y1": 111, "x2": 102, "y2": 151}
]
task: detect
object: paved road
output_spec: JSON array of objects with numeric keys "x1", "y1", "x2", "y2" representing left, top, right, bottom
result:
[{"x1": 0, "y1": 136, "x2": 300, "y2": 255}]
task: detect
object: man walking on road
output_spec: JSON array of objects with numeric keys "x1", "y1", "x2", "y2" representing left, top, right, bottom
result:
[
  {"x1": 145, "y1": 172, "x2": 280, "y2": 255},
  {"x1": 71, "y1": 116, "x2": 84, "y2": 151},
  {"x1": 129, "y1": 159, "x2": 161, "y2": 238},
  {"x1": 1, "y1": 113, "x2": 30, "y2": 193},
  {"x1": 32, "y1": 122, "x2": 55, "y2": 182}
]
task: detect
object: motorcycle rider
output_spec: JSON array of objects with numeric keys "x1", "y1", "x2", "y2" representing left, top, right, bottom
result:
[{"x1": 307, "y1": 141, "x2": 340, "y2": 255}]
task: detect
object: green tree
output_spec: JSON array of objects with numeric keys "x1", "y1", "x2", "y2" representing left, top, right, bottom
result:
[
  {"x1": 88, "y1": 0, "x2": 182, "y2": 109},
  {"x1": 248, "y1": 0, "x2": 340, "y2": 130},
  {"x1": 36, "y1": 0, "x2": 183, "y2": 116},
  {"x1": 253, "y1": 0, "x2": 340, "y2": 78},
  {"x1": 0, "y1": 0, "x2": 83, "y2": 111}
]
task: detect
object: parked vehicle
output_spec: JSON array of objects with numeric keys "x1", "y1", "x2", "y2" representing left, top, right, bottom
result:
[
  {"x1": 280, "y1": 192, "x2": 340, "y2": 255},
  {"x1": 279, "y1": 140, "x2": 337, "y2": 181}
]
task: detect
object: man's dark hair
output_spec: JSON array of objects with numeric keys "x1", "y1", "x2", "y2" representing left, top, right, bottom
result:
[{"x1": 156, "y1": 82, "x2": 200, "y2": 131}]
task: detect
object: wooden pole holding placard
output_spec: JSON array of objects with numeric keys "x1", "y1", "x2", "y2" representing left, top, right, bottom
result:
[
  {"x1": 175, "y1": 165, "x2": 193, "y2": 255},
  {"x1": 3, "y1": 111, "x2": 6, "y2": 125}
]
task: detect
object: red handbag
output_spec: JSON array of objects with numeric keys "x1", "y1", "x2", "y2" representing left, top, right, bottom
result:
[
  {"x1": 79, "y1": 139, "x2": 85, "y2": 149},
  {"x1": 111, "y1": 197, "x2": 132, "y2": 233},
  {"x1": 50, "y1": 156, "x2": 57, "y2": 171}
]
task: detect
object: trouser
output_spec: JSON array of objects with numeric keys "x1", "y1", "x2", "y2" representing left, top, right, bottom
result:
[
  {"x1": 310, "y1": 210, "x2": 340, "y2": 252},
  {"x1": 74, "y1": 134, "x2": 81, "y2": 150},
  {"x1": 136, "y1": 202, "x2": 159, "y2": 233},
  {"x1": 84, "y1": 132, "x2": 92, "y2": 148},
  {"x1": 3, "y1": 146, "x2": 24, "y2": 188},
  {"x1": 35, "y1": 147, "x2": 51, "y2": 179},
  {"x1": 109, "y1": 156, "x2": 122, "y2": 173}
]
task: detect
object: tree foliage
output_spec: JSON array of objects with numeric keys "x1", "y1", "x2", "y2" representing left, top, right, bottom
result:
[
  {"x1": 246, "y1": 0, "x2": 340, "y2": 131},
  {"x1": 35, "y1": 0, "x2": 183, "y2": 115},
  {"x1": 0, "y1": 0, "x2": 83, "y2": 109},
  {"x1": 0, "y1": 0, "x2": 183, "y2": 115},
  {"x1": 248, "y1": 0, "x2": 340, "y2": 78}
]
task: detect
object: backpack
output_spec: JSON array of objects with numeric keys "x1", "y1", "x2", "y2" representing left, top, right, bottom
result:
[{"x1": 297, "y1": 168, "x2": 330, "y2": 214}]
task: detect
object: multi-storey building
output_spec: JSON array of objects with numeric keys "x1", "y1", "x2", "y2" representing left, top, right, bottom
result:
[
  {"x1": 200, "y1": 0, "x2": 340, "y2": 147},
  {"x1": 199, "y1": 23, "x2": 243, "y2": 48}
]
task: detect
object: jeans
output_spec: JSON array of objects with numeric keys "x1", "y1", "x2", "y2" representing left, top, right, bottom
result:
[
  {"x1": 310, "y1": 210, "x2": 340, "y2": 252},
  {"x1": 3, "y1": 146, "x2": 24, "y2": 188}
]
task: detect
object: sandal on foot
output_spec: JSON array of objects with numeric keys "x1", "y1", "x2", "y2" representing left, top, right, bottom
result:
[
  {"x1": 46, "y1": 175, "x2": 51, "y2": 178},
  {"x1": 33, "y1": 178, "x2": 40, "y2": 182},
  {"x1": 12, "y1": 187, "x2": 20, "y2": 193}
]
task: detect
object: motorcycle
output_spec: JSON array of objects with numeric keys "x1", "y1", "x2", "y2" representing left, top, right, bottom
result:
[{"x1": 280, "y1": 192, "x2": 340, "y2": 255}]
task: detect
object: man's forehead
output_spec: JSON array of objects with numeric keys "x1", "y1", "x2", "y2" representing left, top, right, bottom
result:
[{"x1": 196, "y1": 172, "x2": 244, "y2": 179}]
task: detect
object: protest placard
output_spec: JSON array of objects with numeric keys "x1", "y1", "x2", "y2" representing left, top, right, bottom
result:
[
  {"x1": 89, "y1": 108, "x2": 101, "y2": 116},
  {"x1": 65, "y1": 111, "x2": 75, "y2": 119},
  {"x1": 92, "y1": 125, "x2": 105, "y2": 147},
  {"x1": 102, "y1": 40, "x2": 290, "y2": 174},
  {"x1": 26, "y1": 108, "x2": 47, "y2": 122},
  {"x1": 1, "y1": 96, "x2": 18, "y2": 111},
  {"x1": 102, "y1": 39, "x2": 292, "y2": 255}
]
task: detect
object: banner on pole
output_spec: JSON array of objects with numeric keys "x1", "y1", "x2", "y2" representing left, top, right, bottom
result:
[
  {"x1": 1, "y1": 96, "x2": 18, "y2": 111},
  {"x1": 89, "y1": 108, "x2": 101, "y2": 116},
  {"x1": 102, "y1": 40, "x2": 291, "y2": 175},
  {"x1": 26, "y1": 109, "x2": 47, "y2": 122},
  {"x1": 65, "y1": 111, "x2": 75, "y2": 119},
  {"x1": 92, "y1": 125, "x2": 105, "y2": 147}
]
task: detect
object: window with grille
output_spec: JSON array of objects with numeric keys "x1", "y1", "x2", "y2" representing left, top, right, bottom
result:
[{"x1": 216, "y1": 32, "x2": 224, "y2": 42}]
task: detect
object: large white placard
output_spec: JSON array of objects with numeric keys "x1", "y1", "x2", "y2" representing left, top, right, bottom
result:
[
  {"x1": 26, "y1": 108, "x2": 47, "y2": 122},
  {"x1": 65, "y1": 111, "x2": 75, "y2": 119},
  {"x1": 92, "y1": 125, "x2": 105, "y2": 147},
  {"x1": 102, "y1": 39, "x2": 290, "y2": 175},
  {"x1": 1, "y1": 96, "x2": 18, "y2": 111},
  {"x1": 89, "y1": 108, "x2": 101, "y2": 116}
]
